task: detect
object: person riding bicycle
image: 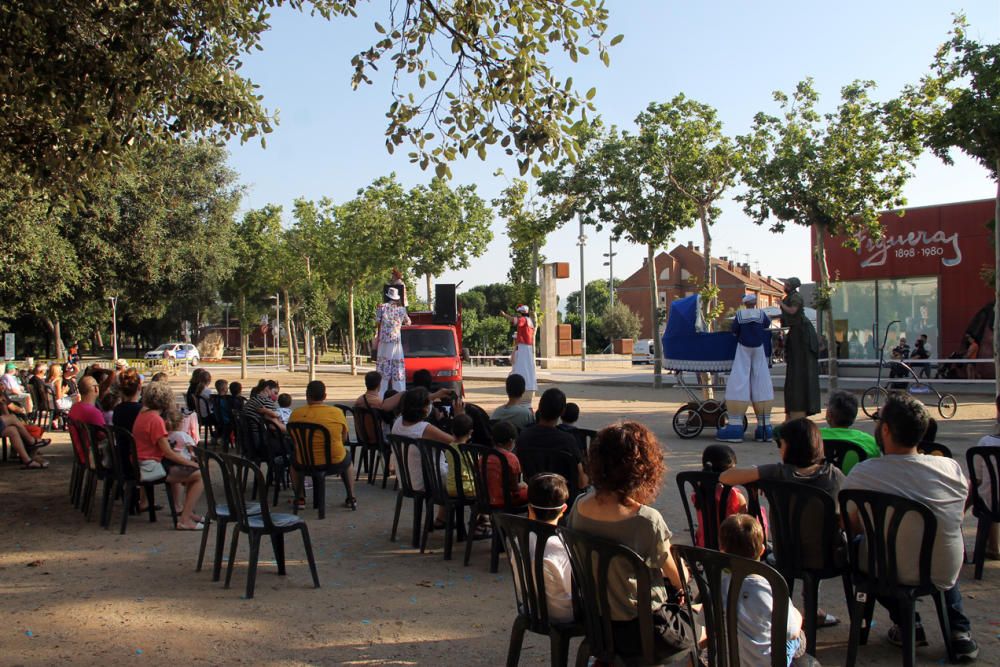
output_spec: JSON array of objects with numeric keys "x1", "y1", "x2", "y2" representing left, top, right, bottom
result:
[{"x1": 889, "y1": 335, "x2": 911, "y2": 390}]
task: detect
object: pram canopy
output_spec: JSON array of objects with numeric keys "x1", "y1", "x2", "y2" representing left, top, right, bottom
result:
[{"x1": 661, "y1": 294, "x2": 737, "y2": 372}]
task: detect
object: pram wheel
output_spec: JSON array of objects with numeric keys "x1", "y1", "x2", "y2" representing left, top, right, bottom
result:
[
  {"x1": 672, "y1": 407, "x2": 704, "y2": 439},
  {"x1": 938, "y1": 393, "x2": 958, "y2": 419}
]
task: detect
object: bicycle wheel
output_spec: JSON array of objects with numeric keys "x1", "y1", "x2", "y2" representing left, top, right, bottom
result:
[
  {"x1": 861, "y1": 386, "x2": 888, "y2": 419},
  {"x1": 938, "y1": 394, "x2": 958, "y2": 420},
  {"x1": 672, "y1": 407, "x2": 704, "y2": 439}
]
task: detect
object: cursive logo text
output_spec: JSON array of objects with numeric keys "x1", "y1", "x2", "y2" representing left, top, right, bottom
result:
[{"x1": 857, "y1": 229, "x2": 962, "y2": 268}]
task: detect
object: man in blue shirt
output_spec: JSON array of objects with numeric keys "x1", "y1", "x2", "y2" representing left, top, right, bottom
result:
[{"x1": 718, "y1": 294, "x2": 774, "y2": 443}]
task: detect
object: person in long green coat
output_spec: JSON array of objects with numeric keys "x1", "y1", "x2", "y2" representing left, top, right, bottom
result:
[{"x1": 779, "y1": 277, "x2": 820, "y2": 418}]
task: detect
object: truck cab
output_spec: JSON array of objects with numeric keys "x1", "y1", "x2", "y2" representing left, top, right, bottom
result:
[{"x1": 401, "y1": 309, "x2": 465, "y2": 394}]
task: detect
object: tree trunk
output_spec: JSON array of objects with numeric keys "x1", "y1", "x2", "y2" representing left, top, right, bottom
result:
[
  {"x1": 348, "y1": 284, "x2": 357, "y2": 376},
  {"x1": 239, "y1": 295, "x2": 248, "y2": 380},
  {"x1": 288, "y1": 316, "x2": 298, "y2": 371},
  {"x1": 700, "y1": 206, "x2": 715, "y2": 325},
  {"x1": 814, "y1": 224, "x2": 838, "y2": 390},
  {"x1": 283, "y1": 289, "x2": 295, "y2": 370},
  {"x1": 994, "y1": 164, "x2": 999, "y2": 396},
  {"x1": 426, "y1": 273, "x2": 433, "y2": 309},
  {"x1": 647, "y1": 244, "x2": 663, "y2": 389},
  {"x1": 306, "y1": 325, "x2": 315, "y2": 381},
  {"x1": 94, "y1": 327, "x2": 103, "y2": 350},
  {"x1": 43, "y1": 317, "x2": 66, "y2": 361}
]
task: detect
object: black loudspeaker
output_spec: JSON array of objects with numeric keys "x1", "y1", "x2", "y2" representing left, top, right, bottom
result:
[{"x1": 434, "y1": 284, "x2": 458, "y2": 324}]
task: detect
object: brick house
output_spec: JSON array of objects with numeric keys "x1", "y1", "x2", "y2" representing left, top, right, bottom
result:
[{"x1": 616, "y1": 241, "x2": 786, "y2": 338}]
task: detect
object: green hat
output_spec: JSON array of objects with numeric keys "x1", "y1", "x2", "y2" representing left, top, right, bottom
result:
[{"x1": 5, "y1": 362, "x2": 16, "y2": 371}]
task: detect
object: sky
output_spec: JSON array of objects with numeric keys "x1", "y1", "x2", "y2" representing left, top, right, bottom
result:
[{"x1": 226, "y1": 1, "x2": 1000, "y2": 304}]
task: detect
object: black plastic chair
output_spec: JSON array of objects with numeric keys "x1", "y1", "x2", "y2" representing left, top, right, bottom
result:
[
  {"x1": 417, "y1": 439, "x2": 476, "y2": 560},
  {"x1": 519, "y1": 448, "x2": 581, "y2": 503},
  {"x1": 388, "y1": 434, "x2": 427, "y2": 548},
  {"x1": 78, "y1": 421, "x2": 111, "y2": 521},
  {"x1": 463, "y1": 402, "x2": 495, "y2": 446},
  {"x1": 333, "y1": 403, "x2": 360, "y2": 463},
  {"x1": 196, "y1": 394, "x2": 213, "y2": 444},
  {"x1": 220, "y1": 453, "x2": 320, "y2": 599},
  {"x1": 966, "y1": 446, "x2": 1000, "y2": 580},
  {"x1": 95, "y1": 425, "x2": 134, "y2": 531},
  {"x1": 210, "y1": 395, "x2": 234, "y2": 449},
  {"x1": 261, "y1": 420, "x2": 291, "y2": 505},
  {"x1": 494, "y1": 513, "x2": 584, "y2": 667},
  {"x1": 44, "y1": 384, "x2": 68, "y2": 430},
  {"x1": 193, "y1": 446, "x2": 260, "y2": 581},
  {"x1": 461, "y1": 443, "x2": 528, "y2": 572},
  {"x1": 675, "y1": 470, "x2": 743, "y2": 551},
  {"x1": 111, "y1": 426, "x2": 178, "y2": 531},
  {"x1": 353, "y1": 405, "x2": 392, "y2": 487},
  {"x1": 558, "y1": 526, "x2": 695, "y2": 666},
  {"x1": 838, "y1": 489, "x2": 957, "y2": 667},
  {"x1": 756, "y1": 478, "x2": 850, "y2": 655},
  {"x1": 287, "y1": 421, "x2": 355, "y2": 519},
  {"x1": 822, "y1": 438, "x2": 869, "y2": 472},
  {"x1": 66, "y1": 417, "x2": 90, "y2": 508},
  {"x1": 567, "y1": 427, "x2": 596, "y2": 459},
  {"x1": 672, "y1": 544, "x2": 791, "y2": 667},
  {"x1": 918, "y1": 441, "x2": 953, "y2": 458}
]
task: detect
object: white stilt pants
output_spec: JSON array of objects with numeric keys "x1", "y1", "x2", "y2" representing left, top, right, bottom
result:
[{"x1": 725, "y1": 344, "x2": 774, "y2": 403}]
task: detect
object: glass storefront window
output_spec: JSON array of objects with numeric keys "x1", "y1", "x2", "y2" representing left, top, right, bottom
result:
[{"x1": 830, "y1": 277, "x2": 939, "y2": 359}]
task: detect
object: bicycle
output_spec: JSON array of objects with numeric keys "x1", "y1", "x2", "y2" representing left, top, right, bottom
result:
[{"x1": 860, "y1": 320, "x2": 958, "y2": 420}]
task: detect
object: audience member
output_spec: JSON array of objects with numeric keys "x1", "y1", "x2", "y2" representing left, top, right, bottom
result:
[
  {"x1": 112, "y1": 369, "x2": 143, "y2": 433},
  {"x1": 229, "y1": 382, "x2": 245, "y2": 413},
  {"x1": 820, "y1": 390, "x2": 879, "y2": 472},
  {"x1": 487, "y1": 421, "x2": 528, "y2": 507},
  {"x1": 3, "y1": 362, "x2": 32, "y2": 411},
  {"x1": 491, "y1": 374, "x2": 535, "y2": 430},
  {"x1": 165, "y1": 409, "x2": 196, "y2": 461},
  {"x1": 28, "y1": 362, "x2": 48, "y2": 405},
  {"x1": 132, "y1": 381, "x2": 204, "y2": 530},
  {"x1": 719, "y1": 514, "x2": 806, "y2": 665},
  {"x1": 68, "y1": 376, "x2": 106, "y2": 431},
  {"x1": 557, "y1": 402, "x2": 580, "y2": 433},
  {"x1": 354, "y1": 371, "x2": 407, "y2": 414},
  {"x1": 525, "y1": 472, "x2": 573, "y2": 624},
  {"x1": 568, "y1": 421, "x2": 692, "y2": 655},
  {"x1": 99, "y1": 389, "x2": 120, "y2": 425},
  {"x1": 923, "y1": 417, "x2": 939, "y2": 445},
  {"x1": 516, "y1": 388, "x2": 587, "y2": 490},
  {"x1": 289, "y1": 380, "x2": 356, "y2": 510},
  {"x1": 970, "y1": 394, "x2": 1000, "y2": 560},
  {"x1": 149, "y1": 371, "x2": 168, "y2": 383},
  {"x1": 242, "y1": 379, "x2": 284, "y2": 433},
  {"x1": 45, "y1": 363, "x2": 74, "y2": 411},
  {"x1": 842, "y1": 393, "x2": 978, "y2": 659},
  {"x1": 446, "y1": 414, "x2": 476, "y2": 500},
  {"x1": 694, "y1": 444, "x2": 747, "y2": 547},
  {"x1": 1, "y1": 400, "x2": 49, "y2": 468},
  {"x1": 277, "y1": 392, "x2": 293, "y2": 424}
]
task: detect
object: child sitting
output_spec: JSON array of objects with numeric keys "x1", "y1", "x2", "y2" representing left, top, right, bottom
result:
[
  {"x1": 526, "y1": 472, "x2": 573, "y2": 624},
  {"x1": 694, "y1": 444, "x2": 747, "y2": 547},
  {"x1": 276, "y1": 392, "x2": 293, "y2": 424},
  {"x1": 229, "y1": 381, "x2": 245, "y2": 413},
  {"x1": 970, "y1": 394, "x2": 1000, "y2": 558},
  {"x1": 443, "y1": 414, "x2": 475, "y2": 498},
  {"x1": 557, "y1": 402, "x2": 580, "y2": 433},
  {"x1": 487, "y1": 421, "x2": 528, "y2": 507},
  {"x1": 719, "y1": 514, "x2": 806, "y2": 666},
  {"x1": 165, "y1": 409, "x2": 196, "y2": 461},
  {"x1": 214, "y1": 379, "x2": 233, "y2": 444}
]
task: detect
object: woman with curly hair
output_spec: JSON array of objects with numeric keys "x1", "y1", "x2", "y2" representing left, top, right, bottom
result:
[{"x1": 568, "y1": 421, "x2": 692, "y2": 655}]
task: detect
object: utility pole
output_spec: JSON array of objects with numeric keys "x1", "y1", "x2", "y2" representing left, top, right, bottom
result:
[
  {"x1": 602, "y1": 236, "x2": 617, "y2": 306},
  {"x1": 108, "y1": 296, "x2": 118, "y2": 364},
  {"x1": 578, "y1": 217, "x2": 588, "y2": 371}
]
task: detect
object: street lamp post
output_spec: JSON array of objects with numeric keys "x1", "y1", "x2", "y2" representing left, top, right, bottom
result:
[
  {"x1": 602, "y1": 236, "x2": 617, "y2": 307},
  {"x1": 108, "y1": 296, "x2": 119, "y2": 364},
  {"x1": 577, "y1": 218, "x2": 588, "y2": 372}
]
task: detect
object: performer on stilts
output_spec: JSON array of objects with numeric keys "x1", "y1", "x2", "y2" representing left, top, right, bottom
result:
[
  {"x1": 500, "y1": 305, "x2": 537, "y2": 404},
  {"x1": 375, "y1": 286, "x2": 411, "y2": 397},
  {"x1": 718, "y1": 293, "x2": 774, "y2": 443}
]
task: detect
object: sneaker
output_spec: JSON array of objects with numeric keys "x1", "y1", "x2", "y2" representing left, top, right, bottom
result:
[
  {"x1": 753, "y1": 425, "x2": 766, "y2": 442},
  {"x1": 763, "y1": 424, "x2": 774, "y2": 442},
  {"x1": 716, "y1": 424, "x2": 744, "y2": 443},
  {"x1": 887, "y1": 622, "x2": 928, "y2": 647},
  {"x1": 951, "y1": 631, "x2": 979, "y2": 661}
]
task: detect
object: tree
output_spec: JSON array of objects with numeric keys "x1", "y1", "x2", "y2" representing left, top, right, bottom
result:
[
  {"x1": 1, "y1": 0, "x2": 619, "y2": 202},
  {"x1": 738, "y1": 79, "x2": 918, "y2": 386},
  {"x1": 493, "y1": 178, "x2": 559, "y2": 302},
  {"x1": 565, "y1": 279, "x2": 617, "y2": 322},
  {"x1": 405, "y1": 178, "x2": 492, "y2": 304},
  {"x1": 641, "y1": 96, "x2": 738, "y2": 320},
  {"x1": 543, "y1": 123, "x2": 698, "y2": 386},
  {"x1": 896, "y1": 15, "x2": 1000, "y2": 391},
  {"x1": 602, "y1": 300, "x2": 641, "y2": 341}
]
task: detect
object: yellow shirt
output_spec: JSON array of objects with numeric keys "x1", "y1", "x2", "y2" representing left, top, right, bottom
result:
[{"x1": 289, "y1": 404, "x2": 349, "y2": 465}]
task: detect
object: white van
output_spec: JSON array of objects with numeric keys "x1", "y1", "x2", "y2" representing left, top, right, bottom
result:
[{"x1": 632, "y1": 339, "x2": 655, "y2": 364}]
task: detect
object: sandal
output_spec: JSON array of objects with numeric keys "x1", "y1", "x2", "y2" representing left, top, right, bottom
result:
[
  {"x1": 21, "y1": 460, "x2": 48, "y2": 469},
  {"x1": 293, "y1": 498, "x2": 306, "y2": 510},
  {"x1": 816, "y1": 611, "x2": 839, "y2": 628},
  {"x1": 31, "y1": 438, "x2": 51, "y2": 449},
  {"x1": 344, "y1": 497, "x2": 358, "y2": 511},
  {"x1": 472, "y1": 524, "x2": 492, "y2": 540},
  {"x1": 176, "y1": 522, "x2": 205, "y2": 531}
]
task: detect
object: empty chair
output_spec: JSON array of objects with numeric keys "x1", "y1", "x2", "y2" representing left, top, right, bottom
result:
[
  {"x1": 221, "y1": 453, "x2": 320, "y2": 599},
  {"x1": 193, "y1": 446, "x2": 259, "y2": 581},
  {"x1": 494, "y1": 513, "x2": 584, "y2": 667}
]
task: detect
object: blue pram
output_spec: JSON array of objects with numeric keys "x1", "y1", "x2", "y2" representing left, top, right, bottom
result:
[{"x1": 661, "y1": 295, "x2": 748, "y2": 439}]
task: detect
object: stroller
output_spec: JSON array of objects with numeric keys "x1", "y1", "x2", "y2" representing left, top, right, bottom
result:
[{"x1": 662, "y1": 295, "x2": 748, "y2": 439}]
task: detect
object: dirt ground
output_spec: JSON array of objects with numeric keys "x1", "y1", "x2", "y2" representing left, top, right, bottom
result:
[{"x1": 2, "y1": 371, "x2": 998, "y2": 666}]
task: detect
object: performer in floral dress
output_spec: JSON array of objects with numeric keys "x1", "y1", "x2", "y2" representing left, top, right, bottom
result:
[{"x1": 375, "y1": 287, "x2": 411, "y2": 396}]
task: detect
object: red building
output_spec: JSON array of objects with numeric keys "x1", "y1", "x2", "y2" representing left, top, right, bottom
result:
[
  {"x1": 617, "y1": 242, "x2": 785, "y2": 338},
  {"x1": 814, "y1": 198, "x2": 995, "y2": 366}
]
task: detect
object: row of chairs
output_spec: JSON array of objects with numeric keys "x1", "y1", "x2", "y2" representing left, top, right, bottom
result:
[{"x1": 498, "y1": 481, "x2": 988, "y2": 667}]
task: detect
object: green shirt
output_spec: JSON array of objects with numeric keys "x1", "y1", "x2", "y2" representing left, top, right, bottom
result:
[{"x1": 821, "y1": 426, "x2": 880, "y2": 473}]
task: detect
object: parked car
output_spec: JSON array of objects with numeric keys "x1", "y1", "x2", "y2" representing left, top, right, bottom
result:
[
  {"x1": 144, "y1": 342, "x2": 200, "y2": 364},
  {"x1": 632, "y1": 339, "x2": 655, "y2": 364}
]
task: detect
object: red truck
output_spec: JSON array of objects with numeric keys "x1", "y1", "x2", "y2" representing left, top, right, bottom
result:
[{"x1": 400, "y1": 288, "x2": 466, "y2": 394}]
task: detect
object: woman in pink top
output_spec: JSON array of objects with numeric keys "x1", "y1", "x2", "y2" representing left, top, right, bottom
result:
[{"x1": 133, "y1": 381, "x2": 204, "y2": 530}]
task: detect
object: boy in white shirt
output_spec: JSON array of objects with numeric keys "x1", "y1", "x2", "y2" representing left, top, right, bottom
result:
[
  {"x1": 719, "y1": 514, "x2": 807, "y2": 666},
  {"x1": 971, "y1": 394, "x2": 1000, "y2": 558},
  {"x1": 526, "y1": 473, "x2": 574, "y2": 624}
]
